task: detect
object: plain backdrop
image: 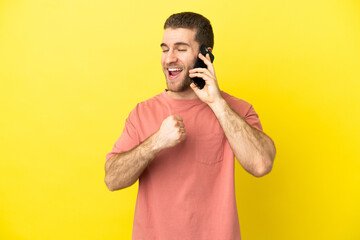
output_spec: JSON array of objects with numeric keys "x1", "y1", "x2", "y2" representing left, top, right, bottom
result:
[{"x1": 1, "y1": 0, "x2": 359, "y2": 239}]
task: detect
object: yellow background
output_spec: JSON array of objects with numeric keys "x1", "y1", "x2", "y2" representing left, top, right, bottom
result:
[{"x1": 1, "y1": 0, "x2": 359, "y2": 239}]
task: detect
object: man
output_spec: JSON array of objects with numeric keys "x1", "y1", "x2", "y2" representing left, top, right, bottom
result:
[{"x1": 105, "y1": 12, "x2": 276, "y2": 240}]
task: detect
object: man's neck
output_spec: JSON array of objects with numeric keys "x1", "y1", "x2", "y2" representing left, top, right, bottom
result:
[{"x1": 166, "y1": 87, "x2": 198, "y2": 100}]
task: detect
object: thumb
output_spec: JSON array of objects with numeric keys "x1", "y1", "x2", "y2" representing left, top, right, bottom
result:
[{"x1": 190, "y1": 82, "x2": 199, "y2": 93}]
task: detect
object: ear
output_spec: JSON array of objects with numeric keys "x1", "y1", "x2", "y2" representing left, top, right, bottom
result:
[{"x1": 207, "y1": 47, "x2": 213, "y2": 53}]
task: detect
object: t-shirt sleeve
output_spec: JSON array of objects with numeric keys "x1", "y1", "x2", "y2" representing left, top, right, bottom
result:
[
  {"x1": 244, "y1": 104, "x2": 263, "y2": 132},
  {"x1": 223, "y1": 93, "x2": 263, "y2": 132},
  {"x1": 105, "y1": 108, "x2": 141, "y2": 161}
]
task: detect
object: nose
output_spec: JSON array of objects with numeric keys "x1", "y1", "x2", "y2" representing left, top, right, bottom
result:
[{"x1": 165, "y1": 49, "x2": 178, "y2": 65}]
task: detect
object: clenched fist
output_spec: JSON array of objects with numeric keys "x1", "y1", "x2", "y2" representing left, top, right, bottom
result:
[{"x1": 154, "y1": 115, "x2": 186, "y2": 150}]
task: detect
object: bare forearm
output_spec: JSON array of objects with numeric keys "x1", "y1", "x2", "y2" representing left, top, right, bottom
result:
[
  {"x1": 104, "y1": 132, "x2": 163, "y2": 191},
  {"x1": 104, "y1": 115, "x2": 186, "y2": 191},
  {"x1": 209, "y1": 98, "x2": 276, "y2": 177}
]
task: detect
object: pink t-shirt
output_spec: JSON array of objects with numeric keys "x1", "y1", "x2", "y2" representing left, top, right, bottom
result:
[{"x1": 106, "y1": 90, "x2": 263, "y2": 240}]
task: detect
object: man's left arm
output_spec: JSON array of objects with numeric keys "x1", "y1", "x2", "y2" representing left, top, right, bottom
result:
[
  {"x1": 189, "y1": 53, "x2": 276, "y2": 177},
  {"x1": 209, "y1": 98, "x2": 276, "y2": 177}
]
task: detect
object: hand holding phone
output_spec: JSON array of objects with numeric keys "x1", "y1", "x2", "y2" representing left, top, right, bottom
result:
[{"x1": 190, "y1": 45, "x2": 215, "y2": 89}]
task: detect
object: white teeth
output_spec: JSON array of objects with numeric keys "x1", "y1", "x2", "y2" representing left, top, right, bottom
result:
[{"x1": 168, "y1": 68, "x2": 182, "y2": 71}]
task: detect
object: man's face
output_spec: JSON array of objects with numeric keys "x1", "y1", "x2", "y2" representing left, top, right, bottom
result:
[{"x1": 161, "y1": 28, "x2": 200, "y2": 92}]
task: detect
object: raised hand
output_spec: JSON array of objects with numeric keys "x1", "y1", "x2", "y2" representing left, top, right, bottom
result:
[
  {"x1": 154, "y1": 115, "x2": 186, "y2": 150},
  {"x1": 189, "y1": 53, "x2": 222, "y2": 105}
]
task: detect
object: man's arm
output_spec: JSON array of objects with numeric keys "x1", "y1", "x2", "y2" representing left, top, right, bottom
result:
[
  {"x1": 209, "y1": 99, "x2": 276, "y2": 177},
  {"x1": 105, "y1": 133, "x2": 161, "y2": 191},
  {"x1": 105, "y1": 115, "x2": 186, "y2": 191},
  {"x1": 189, "y1": 52, "x2": 276, "y2": 177}
]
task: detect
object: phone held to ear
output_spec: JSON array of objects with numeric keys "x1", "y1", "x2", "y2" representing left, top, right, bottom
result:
[{"x1": 191, "y1": 45, "x2": 215, "y2": 89}]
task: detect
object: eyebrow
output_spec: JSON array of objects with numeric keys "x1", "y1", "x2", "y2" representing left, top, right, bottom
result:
[{"x1": 160, "y1": 42, "x2": 191, "y2": 48}]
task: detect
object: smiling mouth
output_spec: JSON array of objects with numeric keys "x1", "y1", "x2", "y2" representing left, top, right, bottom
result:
[{"x1": 168, "y1": 68, "x2": 183, "y2": 79}]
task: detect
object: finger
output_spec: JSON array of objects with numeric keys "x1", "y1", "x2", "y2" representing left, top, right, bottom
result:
[
  {"x1": 181, "y1": 129, "x2": 187, "y2": 136},
  {"x1": 190, "y1": 82, "x2": 205, "y2": 92},
  {"x1": 180, "y1": 133, "x2": 187, "y2": 142},
  {"x1": 173, "y1": 115, "x2": 183, "y2": 121},
  {"x1": 190, "y1": 82, "x2": 199, "y2": 91},
  {"x1": 188, "y1": 72, "x2": 213, "y2": 83},
  {"x1": 205, "y1": 53, "x2": 211, "y2": 61},
  {"x1": 198, "y1": 53, "x2": 215, "y2": 75},
  {"x1": 177, "y1": 121, "x2": 185, "y2": 128},
  {"x1": 189, "y1": 68, "x2": 213, "y2": 78},
  {"x1": 177, "y1": 127, "x2": 186, "y2": 139}
]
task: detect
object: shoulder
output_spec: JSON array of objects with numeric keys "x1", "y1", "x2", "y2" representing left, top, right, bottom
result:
[
  {"x1": 220, "y1": 91, "x2": 253, "y2": 117},
  {"x1": 128, "y1": 92, "x2": 166, "y2": 119},
  {"x1": 133, "y1": 92, "x2": 165, "y2": 112},
  {"x1": 221, "y1": 91, "x2": 251, "y2": 105},
  {"x1": 221, "y1": 91, "x2": 263, "y2": 131}
]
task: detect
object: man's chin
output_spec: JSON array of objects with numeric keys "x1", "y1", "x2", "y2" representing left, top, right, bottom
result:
[{"x1": 166, "y1": 77, "x2": 192, "y2": 92}]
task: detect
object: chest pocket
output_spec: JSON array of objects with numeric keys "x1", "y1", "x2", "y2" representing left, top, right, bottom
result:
[{"x1": 195, "y1": 132, "x2": 226, "y2": 165}]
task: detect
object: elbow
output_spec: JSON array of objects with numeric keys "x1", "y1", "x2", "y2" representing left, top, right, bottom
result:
[
  {"x1": 104, "y1": 161, "x2": 124, "y2": 191},
  {"x1": 104, "y1": 174, "x2": 123, "y2": 191},
  {"x1": 104, "y1": 176, "x2": 118, "y2": 191},
  {"x1": 104, "y1": 175, "x2": 135, "y2": 191},
  {"x1": 254, "y1": 143, "x2": 276, "y2": 178},
  {"x1": 253, "y1": 157, "x2": 274, "y2": 178}
]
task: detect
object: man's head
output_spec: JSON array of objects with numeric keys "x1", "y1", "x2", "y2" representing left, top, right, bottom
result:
[
  {"x1": 164, "y1": 12, "x2": 214, "y2": 49},
  {"x1": 161, "y1": 12, "x2": 214, "y2": 94}
]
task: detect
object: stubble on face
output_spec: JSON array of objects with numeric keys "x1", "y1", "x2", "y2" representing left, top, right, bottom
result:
[
  {"x1": 165, "y1": 73, "x2": 193, "y2": 92},
  {"x1": 161, "y1": 28, "x2": 199, "y2": 95}
]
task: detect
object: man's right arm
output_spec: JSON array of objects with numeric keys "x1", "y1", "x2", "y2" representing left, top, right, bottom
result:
[{"x1": 104, "y1": 115, "x2": 186, "y2": 191}]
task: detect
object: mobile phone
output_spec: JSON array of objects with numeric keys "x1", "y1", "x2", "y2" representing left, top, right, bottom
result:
[{"x1": 190, "y1": 45, "x2": 215, "y2": 89}]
